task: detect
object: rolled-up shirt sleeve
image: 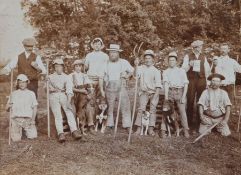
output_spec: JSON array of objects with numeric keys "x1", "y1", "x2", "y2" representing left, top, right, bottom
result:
[
  {"x1": 233, "y1": 59, "x2": 241, "y2": 73},
  {"x1": 154, "y1": 70, "x2": 162, "y2": 88},
  {"x1": 197, "y1": 90, "x2": 208, "y2": 110},
  {"x1": 181, "y1": 55, "x2": 190, "y2": 72},
  {"x1": 181, "y1": 69, "x2": 189, "y2": 84},
  {"x1": 36, "y1": 55, "x2": 46, "y2": 74},
  {"x1": 162, "y1": 70, "x2": 168, "y2": 83},
  {"x1": 31, "y1": 92, "x2": 38, "y2": 107},
  {"x1": 66, "y1": 76, "x2": 74, "y2": 95}
]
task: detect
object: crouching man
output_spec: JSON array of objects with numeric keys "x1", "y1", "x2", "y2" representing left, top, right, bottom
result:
[
  {"x1": 198, "y1": 73, "x2": 232, "y2": 136},
  {"x1": 48, "y1": 58, "x2": 82, "y2": 142},
  {"x1": 99, "y1": 44, "x2": 134, "y2": 133},
  {"x1": 134, "y1": 50, "x2": 162, "y2": 136},
  {"x1": 6, "y1": 74, "x2": 38, "y2": 142},
  {"x1": 161, "y1": 52, "x2": 190, "y2": 138}
]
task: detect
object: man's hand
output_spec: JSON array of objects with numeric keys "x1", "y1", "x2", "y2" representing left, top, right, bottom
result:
[
  {"x1": 151, "y1": 93, "x2": 159, "y2": 105},
  {"x1": 0, "y1": 69, "x2": 9, "y2": 75},
  {"x1": 134, "y1": 58, "x2": 140, "y2": 66},
  {"x1": 100, "y1": 90, "x2": 105, "y2": 98},
  {"x1": 120, "y1": 71, "x2": 129, "y2": 79},
  {"x1": 189, "y1": 60, "x2": 194, "y2": 67},
  {"x1": 31, "y1": 61, "x2": 40, "y2": 70},
  {"x1": 6, "y1": 103, "x2": 13, "y2": 112},
  {"x1": 200, "y1": 115, "x2": 209, "y2": 124}
]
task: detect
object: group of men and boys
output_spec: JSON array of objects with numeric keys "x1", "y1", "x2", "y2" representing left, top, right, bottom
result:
[{"x1": 1, "y1": 37, "x2": 240, "y2": 143}]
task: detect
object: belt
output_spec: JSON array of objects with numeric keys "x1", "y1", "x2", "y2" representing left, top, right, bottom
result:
[
  {"x1": 169, "y1": 87, "x2": 183, "y2": 91},
  {"x1": 50, "y1": 90, "x2": 65, "y2": 94},
  {"x1": 204, "y1": 112, "x2": 224, "y2": 119}
]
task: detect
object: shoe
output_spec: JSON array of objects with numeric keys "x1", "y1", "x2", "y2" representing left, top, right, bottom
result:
[
  {"x1": 89, "y1": 126, "x2": 97, "y2": 135},
  {"x1": 58, "y1": 133, "x2": 66, "y2": 143},
  {"x1": 72, "y1": 130, "x2": 82, "y2": 140},
  {"x1": 134, "y1": 127, "x2": 141, "y2": 135},
  {"x1": 126, "y1": 127, "x2": 133, "y2": 134},
  {"x1": 148, "y1": 127, "x2": 155, "y2": 136},
  {"x1": 184, "y1": 129, "x2": 190, "y2": 138},
  {"x1": 161, "y1": 130, "x2": 166, "y2": 138}
]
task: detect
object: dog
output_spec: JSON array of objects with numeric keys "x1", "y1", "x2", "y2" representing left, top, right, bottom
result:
[
  {"x1": 162, "y1": 100, "x2": 180, "y2": 137},
  {"x1": 95, "y1": 98, "x2": 108, "y2": 133},
  {"x1": 141, "y1": 111, "x2": 150, "y2": 136}
]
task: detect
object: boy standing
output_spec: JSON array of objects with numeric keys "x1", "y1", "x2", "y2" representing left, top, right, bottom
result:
[
  {"x1": 69, "y1": 60, "x2": 96, "y2": 135},
  {"x1": 162, "y1": 52, "x2": 190, "y2": 138},
  {"x1": 7, "y1": 74, "x2": 38, "y2": 142},
  {"x1": 134, "y1": 50, "x2": 162, "y2": 136}
]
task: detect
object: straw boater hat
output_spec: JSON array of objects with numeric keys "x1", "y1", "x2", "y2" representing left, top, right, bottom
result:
[
  {"x1": 91, "y1": 37, "x2": 105, "y2": 50},
  {"x1": 106, "y1": 44, "x2": 123, "y2": 52},
  {"x1": 191, "y1": 40, "x2": 204, "y2": 48},
  {"x1": 22, "y1": 37, "x2": 36, "y2": 47},
  {"x1": 144, "y1": 50, "x2": 155, "y2": 57},
  {"x1": 207, "y1": 73, "x2": 225, "y2": 81}
]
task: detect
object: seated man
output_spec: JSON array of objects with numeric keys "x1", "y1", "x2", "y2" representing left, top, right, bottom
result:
[{"x1": 198, "y1": 73, "x2": 232, "y2": 136}]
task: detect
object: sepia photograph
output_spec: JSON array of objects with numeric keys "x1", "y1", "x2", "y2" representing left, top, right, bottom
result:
[{"x1": 1, "y1": 0, "x2": 241, "y2": 174}]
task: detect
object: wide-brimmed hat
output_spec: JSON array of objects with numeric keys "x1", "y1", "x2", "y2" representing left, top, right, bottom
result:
[
  {"x1": 106, "y1": 44, "x2": 123, "y2": 52},
  {"x1": 207, "y1": 73, "x2": 225, "y2": 81},
  {"x1": 91, "y1": 37, "x2": 105, "y2": 49},
  {"x1": 191, "y1": 40, "x2": 204, "y2": 48},
  {"x1": 53, "y1": 58, "x2": 64, "y2": 65},
  {"x1": 144, "y1": 50, "x2": 155, "y2": 57},
  {"x1": 22, "y1": 37, "x2": 36, "y2": 47},
  {"x1": 72, "y1": 59, "x2": 85, "y2": 66},
  {"x1": 16, "y1": 74, "x2": 29, "y2": 82}
]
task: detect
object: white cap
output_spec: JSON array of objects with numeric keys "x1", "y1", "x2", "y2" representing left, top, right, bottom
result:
[
  {"x1": 16, "y1": 74, "x2": 29, "y2": 82},
  {"x1": 144, "y1": 50, "x2": 155, "y2": 57},
  {"x1": 72, "y1": 59, "x2": 85, "y2": 66},
  {"x1": 168, "y1": 51, "x2": 178, "y2": 58},
  {"x1": 53, "y1": 58, "x2": 64, "y2": 65},
  {"x1": 191, "y1": 40, "x2": 204, "y2": 48}
]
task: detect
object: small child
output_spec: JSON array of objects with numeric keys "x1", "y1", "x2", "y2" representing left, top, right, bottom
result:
[
  {"x1": 69, "y1": 59, "x2": 96, "y2": 135},
  {"x1": 6, "y1": 74, "x2": 38, "y2": 142}
]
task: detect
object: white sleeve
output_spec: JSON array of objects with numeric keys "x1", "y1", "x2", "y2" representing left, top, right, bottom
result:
[
  {"x1": 181, "y1": 55, "x2": 190, "y2": 72},
  {"x1": 233, "y1": 59, "x2": 241, "y2": 73},
  {"x1": 2, "y1": 57, "x2": 18, "y2": 74},
  {"x1": 31, "y1": 92, "x2": 38, "y2": 107},
  {"x1": 66, "y1": 75, "x2": 74, "y2": 95},
  {"x1": 36, "y1": 55, "x2": 47, "y2": 74},
  {"x1": 124, "y1": 60, "x2": 134, "y2": 73}
]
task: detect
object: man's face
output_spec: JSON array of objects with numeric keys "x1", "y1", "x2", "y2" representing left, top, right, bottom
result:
[
  {"x1": 220, "y1": 45, "x2": 230, "y2": 56},
  {"x1": 92, "y1": 41, "x2": 102, "y2": 51},
  {"x1": 109, "y1": 51, "x2": 119, "y2": 62},
  {"x1": 55, "y1": 64, "x2": 64, "y2": 74},
  {"x1": 24, "y1": 45, "x2": 33, "y2": 53},
  {"x1": 144, "y1": 55, "x2": 153, "y2": 67},
  {"x1": 168, "y1": 57, "x2": 177, "y2": 68},
  {"x1": 211, "y1": 77, "x2": 222, "y2": 89},
  {"x1": 74, "y1": 64, "x2": 83, "y2": 73},
  {"x1": 193, "y1": 45, "x2": 202, "y2": 54},
  {"x1": 18, "y1": 80, "x2": 28, "y2": 90}
]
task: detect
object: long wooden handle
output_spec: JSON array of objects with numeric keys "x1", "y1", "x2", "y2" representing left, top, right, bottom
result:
[
  {"x1": 46, "y1": 59, "x2": 50, "y2": 137},
  {"x1": 8, "y1": 70, "x2": 14, "y2": 145},
  {"x1": 128, "y1": 71, "x2": 139, "y2": 143},
  {"x1": 114, "y1": 85, "x2": 122, "y2": 138}
]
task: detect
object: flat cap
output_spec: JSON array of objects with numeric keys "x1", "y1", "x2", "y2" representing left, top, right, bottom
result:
[
  {"x1": 53, "y1": 58, "x2": 64, "y2": 65},
  {"x1": 191, "y1": 40, "x2": 204, "y2": 48},
  {"x1": 72, "y1": 59, "x2": 85, "y2": 66},
  {"x1": 168, "y1": 51, "x2": 178, "y2": 58},
  {"x1": 22, "y1": 37, "x2": 36, "y2": 46},
  {"x1": 16, "y1": 74, "x2": 29, "y2": 82},
  {"x1": 144, "y1": 50, "x2": 155, "y2": 57}
]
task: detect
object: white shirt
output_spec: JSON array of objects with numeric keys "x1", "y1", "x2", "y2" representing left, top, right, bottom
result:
[
  {"x1": 9, "y1": 89, "x2": 38, "y2": 118},
  {"x1": 49, "y1": 72, "x2": 73, "y2": 95},
  {"x1": 101, "y1": 59, "x2": 134, "y2": 81},
  {"x1": 215, "y1": 55, "x2": 241, "y2": 85},
  {"x1": 163, "y1": 67, "x2": 189, "y2": 88},
  {"x1": 182, "y1": 53, "x2": 211, "y2": 79},
  {"x1": 3, "y1": 51, "x2": 46, "y2": 74},
  {"x1": 69, "y1": 71, "x2": 92, "y2": 86},
  {"x1": 137, "y1": 65, "x2": 162, "y2": 93},
  {"x1": 85, "y1": 51, "x2": 109, "y2": 77}
]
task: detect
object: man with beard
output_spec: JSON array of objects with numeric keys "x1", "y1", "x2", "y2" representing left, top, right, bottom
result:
[{"x1": 99, "y1": 44, "x2": 134, "y2": 133}]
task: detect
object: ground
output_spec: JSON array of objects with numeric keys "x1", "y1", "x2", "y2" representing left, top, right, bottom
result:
[{"x1": 1, "y1": 80, "x2": 241, "y2": 175}]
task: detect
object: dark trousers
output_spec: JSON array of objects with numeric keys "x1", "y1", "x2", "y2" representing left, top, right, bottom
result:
[
  {"x1": 27, "y1": 80, "x2": 38, "y2": 98},
  {"x1": 187, "y1": 75, "x2": 206, "y2": 130}
]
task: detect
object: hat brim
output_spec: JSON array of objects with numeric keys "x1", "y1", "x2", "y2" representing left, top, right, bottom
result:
[
  {"x1": 207, "y1": 74, "x2": 225, "y2": 81},
  {"x1": 106, "y1": 49, "x2": 123, "y2": 52},
  {"x1": 144, "y1": 54, "x2": 155, "y2": 58}
]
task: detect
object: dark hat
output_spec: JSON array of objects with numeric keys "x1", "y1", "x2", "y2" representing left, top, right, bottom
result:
[{"x1": 207, "y1": 73, "x2": 225, "y2": 81}]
